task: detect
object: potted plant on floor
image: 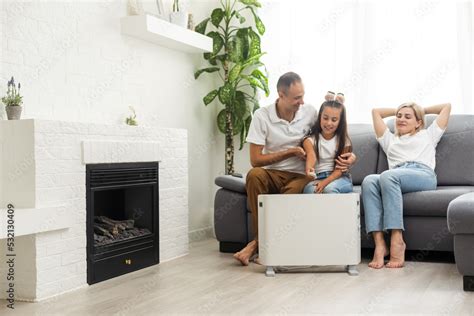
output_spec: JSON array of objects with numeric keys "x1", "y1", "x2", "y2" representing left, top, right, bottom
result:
[
  {"x1": 194, "y1": 0, "x2": 268, "y2": 175},
  {"x1": 1, "y1": 76, "x2": 23, "y2": 120}
]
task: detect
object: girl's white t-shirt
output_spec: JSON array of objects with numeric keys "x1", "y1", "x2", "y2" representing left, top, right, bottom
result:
[
  {"x1": 315, "y1": 135, "x2": 337, "y2": 174},
  {"x1": 308, "y1": 134, "x2": 351, "y2": 174},
  {"x1": 377, "y1": 120, "x2": 445, "y2": 170}
]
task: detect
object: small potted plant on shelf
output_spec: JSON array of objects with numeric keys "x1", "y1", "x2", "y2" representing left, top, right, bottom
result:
[
  {"x1": 1, "y1": 76, "x2": 23, "y2": 120},
  {"x1": 169, "y1": 0, "x2": 188, "y2": 28},
  {"x1": 125, "y1": 106, "x2": 138, "y2": 126}
]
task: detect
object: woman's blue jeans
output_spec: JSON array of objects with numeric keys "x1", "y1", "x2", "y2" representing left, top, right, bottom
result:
[
  {"x1": 361, "y1": 162, "x2": 437, "y2": 233},
  {"x1": 303, "y1": 171, "x2": 353, "y2": 194}
]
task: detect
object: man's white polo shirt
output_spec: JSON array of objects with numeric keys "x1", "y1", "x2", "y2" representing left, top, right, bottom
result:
[{"x1": 246, "y1": 102, "x2": 318, "y2": 174}]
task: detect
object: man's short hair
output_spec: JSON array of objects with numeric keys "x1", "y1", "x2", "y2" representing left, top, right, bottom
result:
[{"x1": 277, "y1": 72, "x2": 302, "y2": 94}]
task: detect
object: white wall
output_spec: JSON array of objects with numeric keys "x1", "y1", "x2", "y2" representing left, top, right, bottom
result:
[{"x1": 0, "y1": 0, "x2": 220, "y2": 237}]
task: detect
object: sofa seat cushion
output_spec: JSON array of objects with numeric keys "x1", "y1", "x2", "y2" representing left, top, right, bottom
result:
[
  {"x1": 215, "y1": 175, "x2": 246, "y2": 193},
  {"x1": 354, "y1": 185, "x2": 474, "y2": 217}
]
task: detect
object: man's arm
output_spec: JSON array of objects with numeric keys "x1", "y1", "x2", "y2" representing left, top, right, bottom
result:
[
  {"x1": 249, "y1": 143, "x2": 306, "y2": 168},
  {"x1": 335, "y1": 152, "x2": 356, "y2": 172}
]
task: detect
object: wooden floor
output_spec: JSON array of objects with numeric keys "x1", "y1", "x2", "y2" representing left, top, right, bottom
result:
[{"x1": 2, "y1": 238, "x2": 474, "y2": 315}]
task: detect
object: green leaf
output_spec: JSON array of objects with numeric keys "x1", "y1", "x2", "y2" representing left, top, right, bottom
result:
[
  {"x1": 242, "y1": 52, "x2": 265, "y2": 68},
  {"x1": 233, "y1": 117, "x2": 244, "y2": 136},
  {"x1": 251, "y1": 69, "x2": 269, "y2": 96},
  {"x1": 228, "y1": 36, "x2": 243, "y2": 63},
  {"x1": 217, "y1": 109, "x2": 243, "y2": 135},
  {"x1": 235, "y1": 11, "x2": 246, "y2": 24},
  {"x1": 203, "y1": 89, "x2": 219, "y2": 105},
  {"x1": 211, "y1": 8, "x2": 225, "y2": 27},
  {"x1": 236, "y1": 28, "x2": 249, "y2": 60},
  {"x1": 195, "y1": 18, "x2": 210, "y2": 34},
  {"x1": 239, "y1": 116, "x2": 253, "y2": 150},
  {"x1": 207, "y1": 31, "x2": 224, "y2": 56},
  {"x1": 218, "y1": 83, "x2": 233, "y2": 104},
  {"x1": 217, "y1": 109, "x2": 226, "y2": 134},
  {"x1": 234, "y1": 91, "x2": 249, "y2": 119},
  {"x1": 248, "y1": 28, "x2": 261, "y2": 56},
  {"x1": 194, "y1": 67, "x2": 220, "y2": 79},
  {"x1": 245, "y1": 6, "x2": 265, "y2": 35},
  {"x1": 228, "y1": 37, "x2": 243, "y2": 63},
  {"x1": 239, "y1": 0, "x2": 262, "y2": 7},
  {"x1": 239, "y1": 122, "x2": 246, "y2": 150},
  {"x1": 242, "y1": 75, "x2": 264, "y2": 91},
  {"x1": 253, "y1": 12, "x2": 265, "y2": 35},
  {"x1": 208, "y1": 57, "x2": 217, "y2": 66},
  {"x1": 228, "y1": 64, "x2": 242, "y2": 82}
]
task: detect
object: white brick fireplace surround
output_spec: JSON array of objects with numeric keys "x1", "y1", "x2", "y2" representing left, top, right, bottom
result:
[{"x1": 0, "y1": 119, "x2": 189, "y2": 301}]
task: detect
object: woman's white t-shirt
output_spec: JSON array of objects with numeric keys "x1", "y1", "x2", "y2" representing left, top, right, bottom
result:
[{"x1": 377, "y1": 120, "x2": 445, "y2": 170}]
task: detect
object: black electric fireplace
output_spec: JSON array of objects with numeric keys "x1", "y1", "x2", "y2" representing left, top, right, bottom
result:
[{"x1": 86, "y1": 162, "x2": 159, "y2": 284}]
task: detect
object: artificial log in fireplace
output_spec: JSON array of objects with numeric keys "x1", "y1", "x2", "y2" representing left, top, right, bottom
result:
[{"x1": 86, "y1": 162, "x2": 159, "y2": 284}]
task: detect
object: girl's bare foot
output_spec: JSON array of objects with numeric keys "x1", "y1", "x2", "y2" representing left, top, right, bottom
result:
[
  {"x1": 368, "y1": 245, "x2": 389, "y2": 269},
  {"x1": 233, "y1": 240, "x2": 257, "y2": 266},
  {"x1": 386, "y1": 241, "x2": 406, "y2": 268}
]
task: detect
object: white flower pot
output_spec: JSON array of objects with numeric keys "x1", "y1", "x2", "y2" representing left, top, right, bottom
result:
[{"x1": 169, "y1": 11, "x2": 188, "y2": 28}]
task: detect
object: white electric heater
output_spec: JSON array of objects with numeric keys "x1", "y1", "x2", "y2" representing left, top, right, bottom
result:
[{"x1": 258, "y1": 193, "x2": 361, "y2": 276}]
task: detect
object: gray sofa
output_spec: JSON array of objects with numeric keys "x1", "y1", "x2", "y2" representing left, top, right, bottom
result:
[{"x1": 214, "y1": 114, "x2": 474, "y2": 290}]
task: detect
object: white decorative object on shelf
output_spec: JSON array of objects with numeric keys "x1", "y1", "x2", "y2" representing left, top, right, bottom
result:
[
  {"x1": 170, "y1": 11, "x2": 188, "y2": 28},
  {"x1": 120, "y1": 14, "x2": 212, "y2": 53}
]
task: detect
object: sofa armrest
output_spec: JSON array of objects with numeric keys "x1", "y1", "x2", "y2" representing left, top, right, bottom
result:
[
  {"x1": 215, "y1": 175, "x2": 247, "y2": 194},
  {"x1": 448, "y1": 192, "x2": 474, "y2": 234}
]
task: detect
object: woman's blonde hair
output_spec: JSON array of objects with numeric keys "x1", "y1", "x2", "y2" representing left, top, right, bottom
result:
[{"x1": 396, "y1": 102, "x2": 425, "y2": 135}]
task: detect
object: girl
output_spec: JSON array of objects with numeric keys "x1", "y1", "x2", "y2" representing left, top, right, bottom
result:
[
  {"x1": 302, "y1": 91, "x2": 353, "y2": 194},
  {"x1": 362, "y1": 102, "x2": 451, "y2": 269}
]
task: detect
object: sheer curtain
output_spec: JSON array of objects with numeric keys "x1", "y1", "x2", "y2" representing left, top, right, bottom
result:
[{"x1": 260, "y1": 0, "x2": 473, "y2": 123}]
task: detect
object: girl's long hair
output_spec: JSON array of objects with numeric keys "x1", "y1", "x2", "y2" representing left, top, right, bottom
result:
[{"x1": 308, "y1": 101, "x2": 351, "y2": 161}]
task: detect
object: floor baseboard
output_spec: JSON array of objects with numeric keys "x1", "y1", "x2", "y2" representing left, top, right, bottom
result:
[{"x1": 189, "y1": 226, "x2": 214, "y2": 243}]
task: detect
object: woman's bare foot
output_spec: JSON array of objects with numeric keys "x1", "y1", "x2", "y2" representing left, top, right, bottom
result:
[
  {"x1": 386, "y1": 241, "x2": 406, "y2": 268},
  {"x1": 368, "y1": 245, "x2": 389, "y2": 269},
  {"x1": 233, "y1": 240, "x2": 257, "y2": 266}
]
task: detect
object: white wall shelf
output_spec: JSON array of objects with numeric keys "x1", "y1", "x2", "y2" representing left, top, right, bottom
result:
[{"x1": 120, "y1": 14, "x2": 212, "y2": 53}]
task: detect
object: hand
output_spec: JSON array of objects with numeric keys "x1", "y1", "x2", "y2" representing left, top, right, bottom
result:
[
  {"x1": 335, "y1": 152, "x2": 356, "y2": 172},
  {"x1": 315, "y1": 180, "x2": 329, "y2": 193},
  {"x1": 306, "y1": 167, "x2": 316, "y2": 179},
  {"x1": 291, "y1": 147, "x2": 306, "y2": 160}
]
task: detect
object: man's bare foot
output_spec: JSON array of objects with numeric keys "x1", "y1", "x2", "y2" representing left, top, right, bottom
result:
[
  {"x1": 368, "y1": 245, "x2": 389, "y2": 269},
  {"x1": 386, "y1": 241, "x2": 406, "y2": 268},
  {"x1": 233, "y1": 240, "x2": 257, "y2": 266}
]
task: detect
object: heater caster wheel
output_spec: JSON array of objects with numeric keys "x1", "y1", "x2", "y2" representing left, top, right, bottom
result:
[
  {"x1": 347, "y1": 265, "x2": 359, "y2": 276},
  {"x1": 265, "y1": 266, "x2": 275, "y2": 277}
]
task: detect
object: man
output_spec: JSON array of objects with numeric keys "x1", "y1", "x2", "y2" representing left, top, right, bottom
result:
[{"x1": 233, "y1": 72, "x2": 356, "y2": 265}]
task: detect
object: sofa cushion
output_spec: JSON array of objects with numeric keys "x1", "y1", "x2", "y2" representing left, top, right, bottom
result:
[
  {"x1": 355, "y1": 185, "x2": 474, "y2": 217},
  {"x1": 215, "y1": 175, "x2": 246, "y2": 193},
  {"x1": 348, "y1": 124, "x2": 379, "y2": 185},
  {"x1": 402, "y1": 186, "x2": 474, "y2": 217},
  {"x1": 433, "y1": 115, "x2": 474, "y2": 185}
]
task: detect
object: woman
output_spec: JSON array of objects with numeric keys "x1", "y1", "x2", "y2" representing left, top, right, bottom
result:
[{"x1": 362, "y1": 102, "x2": 451, "y2": 269}]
